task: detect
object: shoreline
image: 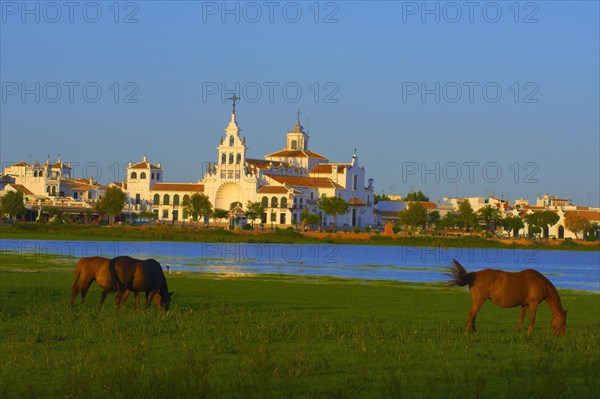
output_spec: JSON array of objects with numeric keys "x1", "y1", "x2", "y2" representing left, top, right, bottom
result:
[{"x1": 1, "y1": 223, "x2": 598, "y2": 252}]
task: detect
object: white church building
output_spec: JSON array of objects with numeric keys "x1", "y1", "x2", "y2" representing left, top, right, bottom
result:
[{"x1": 119, "y1": 103, "x2": 375, "y2": 228}]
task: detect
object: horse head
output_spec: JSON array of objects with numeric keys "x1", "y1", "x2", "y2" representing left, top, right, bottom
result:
[
  {"x1": 551, "y1": 309, "x2": 567, "y2": 337},
  {"x1": 159, "y1": 289, "x2": 173, "y2": 311}
]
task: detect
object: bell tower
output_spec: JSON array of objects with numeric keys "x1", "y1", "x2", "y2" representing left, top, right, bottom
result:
[
  {"x1": 217, "y1": 95, "x2": 247, "y2": 167},
  {"x1": 285, "y1": 110, "x2": 309, "y2": 150}
]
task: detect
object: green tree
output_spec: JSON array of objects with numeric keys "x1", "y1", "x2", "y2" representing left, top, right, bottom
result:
[
  {"x1": 397, "y1": 202, "x2": 428, "y2": 231},
  {"x1": 300, "y1": 208, "x2": 320, "y2": 231},
  {"x1": 438, "y1": 212, "x2": 458, "y2": 230},
  {"x1": 95, "y1": 186, "x2": 127, "y2": 225},
  {"x1": 374, "y1": 193, "x2": 391, "y2": 204},
  {"x1": 564, "y1": 212, "x2": 590, "y2": 239},
  {"x1": 525, "y1": 211, "x2": 560, "y2": 238},
  {"x1": 456, "y1": 199, "x2": 477, "y2": 232},
  {"x1": 213, "y1": 208, "x2": 229, "y2": 227},
  {"x1": 318, "y1": 195, "x2": 348, "y2": 232},
  {"x1": 501, "y1": 215, "x2": 525, "y2": 238},
  {"x1": 184, "y1": 193, "x2": 213, "y2": 225},
  {"x1": 0, "y1": 191, "x2": 26, "y2": 221},
  {"x1": 477, "y1": 205, "x2": 501, "y2": 236},
  {"x1": 139, "y1": 210, "x2": 157, "y2": 223},
  {"x1": 405, "y1": 190, "x2": 429, "y2": 202},
  {"x1": 428, "y1": 210, "x2": 441, "y2": 233},
  {"x1": 245, "y1": 201, "x2": 265, "y2": 227}
]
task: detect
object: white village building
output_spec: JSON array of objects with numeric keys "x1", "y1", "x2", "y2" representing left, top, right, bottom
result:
[{"x1": 118, "y1": 104, "x2": 376, "y2": 228}]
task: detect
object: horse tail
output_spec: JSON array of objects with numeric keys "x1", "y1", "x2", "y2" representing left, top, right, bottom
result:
[
  {"x1": 71, "y1": 259, "x2": 82, "y2": 289},
  {"x1": 108, "y1": 257, "x2": 120, "y2": 291},
  {"x1": 445, "y1": 259, "x2": 473, "y2": 287}
]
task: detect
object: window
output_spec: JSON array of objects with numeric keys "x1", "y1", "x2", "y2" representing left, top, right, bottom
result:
[
  {"x1": 291, "y1": 140, "x2": 297, "y2": 149},
  {"x1": 229, "y1": 153, "x2": 234, "y2": 164},
  {"x1": 261, "y1": 196, "x2": 268, "y2": 208},
  {"x1": 153, "y1": 194, "x2": 160, "y2": 205},
  {"x1": 140, "y1": 172, "x2": 147, "y2": 179},
  {"x1": 151, "y1": 173, "x2": 155, "y2": 179},
  {"x1": 33, "y1": 170, "x2": 38, "y2": 177},
  {"x1": 131, "y1": 172, "x2": 137, "y2": 179},
  {"x1": 281, "y1": 197, "x2": 288, "y2": 208},
  {"x1": 173, "y1": 194, "x2": 180, "y2": 206},
  {"x1": 221, "y1": 153, "x2": 226, "y2": 164},
  {"x1": 280, "y1": 213, "x2": 286, "y2": 224},
  {"x1": 135, "y1": 194, "x2": 141, "y2": 205},
  {"x1": 163, "y1": 194, "x2": 170, "y2": 205},
  {"x1": 310, "y1": 192, "x2": 314, "y2": 199},
  {"x1": 88, "y1": 192, "x2": 92, "y2": 200},
  {"x1": 183, "y1": 194, "x2": 190, "y2": 204},
  {"x1": 73, "y1": 192, "x2": 78, "y2": 199},
  {"x1": 229, "y1": 135, "x2": 235, "y2": 146},
  {"x1": 271, "y1": 196, "x2": 278, "y2": 208},
  {"x1": 352, "y1": 175, "x2": 358, "y2": 190},
  {"x1": 236, "y1": 153, "x2": 241, "y2": 164},
  {"x1": 162, "y1": 209, "x2": 168, "y2": 219}
]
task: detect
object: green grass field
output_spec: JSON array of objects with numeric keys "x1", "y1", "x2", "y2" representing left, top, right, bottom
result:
[{"x1": 1, "y1": 252, "x2": 599, "y2": 398}]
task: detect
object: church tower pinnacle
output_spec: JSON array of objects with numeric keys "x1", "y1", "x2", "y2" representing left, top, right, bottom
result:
[{"x1": 285, "y1": 110, "x2": 309, "y2": 150}]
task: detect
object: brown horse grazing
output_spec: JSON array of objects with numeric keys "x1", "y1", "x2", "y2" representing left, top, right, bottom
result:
[
  {"x1": 445, "y1": 260, "x2": 567, "y2": 336},
  {"x1": 70, "y1": 256, "x2": 117, "y2": 306},
  {"x1": 71, "y1": 256, "x2": 161, "y2": 308},
  {"x1": 110, "y1": 256, "x2": 172, "y2": 311}
]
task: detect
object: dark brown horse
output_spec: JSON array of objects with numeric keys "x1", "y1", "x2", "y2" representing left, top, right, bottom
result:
[
  {"x1": 446, "y1": 260, "x2": 567, "y2": 336},
  {"x1": 71, "y1": 256, "x2": 161, "y2": 308},
  {"x1": 110, "y1": 256, "x2": 172, "y2": 311}
]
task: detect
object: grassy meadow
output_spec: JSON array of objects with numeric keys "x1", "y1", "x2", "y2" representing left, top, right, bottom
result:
[{"x1": 0, "y1": 252, "x2": 599, "y2": 398}]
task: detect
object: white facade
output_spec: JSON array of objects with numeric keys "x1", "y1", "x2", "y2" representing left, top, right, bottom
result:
[{"x1": 119, "y1": 109, "x2": 376, "y2": 228}]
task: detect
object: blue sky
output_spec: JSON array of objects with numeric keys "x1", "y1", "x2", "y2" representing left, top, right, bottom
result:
[{"x1": 1, "y1": 1, "x2": 598, "y2": 205}]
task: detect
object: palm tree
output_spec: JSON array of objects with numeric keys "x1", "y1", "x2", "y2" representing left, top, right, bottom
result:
[{"x1": 477, "y1": 205, "x2": 500, "y2": 237}]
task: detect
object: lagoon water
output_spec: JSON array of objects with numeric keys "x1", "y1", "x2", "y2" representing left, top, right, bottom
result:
[{"x1": 2, "y1": 239, "x2": 599, "y2": 292}]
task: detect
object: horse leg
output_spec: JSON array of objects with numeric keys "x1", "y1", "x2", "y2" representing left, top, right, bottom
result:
[
  {"x1": 527, "y1": 302, "x2": 539, "y2": 335},
  {"x1": 466, "y1": 294, "x2": 486, "y2": 335},
  {"x1": 516, "y1": 305, "x2": 529, "y2": 333},
  {"x1": 99, "y1": 285, "x2": 112, "y2": 307},
  {"x1": 81, "y1": 280, "x2": 94, "y2": 305},
  {"x1": 119, "y1": 290, "x2": 132, "y2": 309},
  {"x1": 134, "y1": 292, "x2": 141, "y2": 309},
  {"x1": 146, "y1": 290, "x2": 158, "y2": 309},
  {"x1": 70, "y1": 284, "x2": 80, "y2": 307}
]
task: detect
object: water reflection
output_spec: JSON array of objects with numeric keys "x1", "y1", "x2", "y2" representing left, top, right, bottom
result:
[{"x1": 2, "y1": 239, "x2": 598, "y2": 291}]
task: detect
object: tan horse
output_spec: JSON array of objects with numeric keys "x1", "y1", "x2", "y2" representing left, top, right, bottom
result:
[
  {"x1": 70, "y1": 256, "x2": 116, "y2": 306},
  {"x1": 70, "y1": 256, "x2": 160, "y2": 308},
  {"x1": 446, "y1": 260, "x2": 567, "y2": 336},
  {"x1": 110, "y1": 256, "x2": 172, "y2": 311}
]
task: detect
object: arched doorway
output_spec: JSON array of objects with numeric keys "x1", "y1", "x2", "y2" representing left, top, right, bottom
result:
[
  {"x1": 215, "y1": 183, "x2": 244, "y2": 211},
  {"x1": 558, "y1": 225, "x2": 565, "y2": 239}
]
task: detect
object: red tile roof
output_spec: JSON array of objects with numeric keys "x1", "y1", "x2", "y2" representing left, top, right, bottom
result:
[
  {"x1": 411, "y1": 201, "x2": 437, "y2": 209},
  {"x1": 264, "y1": 173, "x2": 343, "y2": 189},
  {"x1": 130, "y1": 161, "x2": 161, "y2": 170},
  {"x1": 265, "y1": 149, "x2": 328, "y2": 160},
  {"x1": 348, "y1": 197, "x2": 366, "y2": 206},
  {"x1": 309, "y1": 163, "x2": 349, "y2": 174},
  {"x1": 567, "y1": 210, "x2": 600, "y2": 222},
  {"x1": 257, "y1": 185, "x2": 289, "y2": 194},
  {"x1": 7, "y1": 184, "x2": 35, "y2": 196}
]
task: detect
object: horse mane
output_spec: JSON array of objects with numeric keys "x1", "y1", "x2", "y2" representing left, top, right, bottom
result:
[
  {"x1": 541, "y1": 274, "x2": 565, "y2": 313},
  {"x1": 445, "y1": 260, "x2": 473, "y2": 288}
]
